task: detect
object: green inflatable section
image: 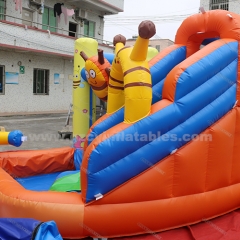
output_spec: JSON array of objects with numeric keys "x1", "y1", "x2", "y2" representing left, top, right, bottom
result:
[{"x1": 50, "y1": 172, "x2": 81, "y2": 192}]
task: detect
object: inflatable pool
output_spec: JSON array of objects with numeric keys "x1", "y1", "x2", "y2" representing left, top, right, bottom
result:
[{"x1": 1, "y1": 9, "x2": 240, "y2": 239}]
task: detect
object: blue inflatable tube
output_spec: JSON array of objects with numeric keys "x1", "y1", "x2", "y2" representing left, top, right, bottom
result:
[{"x1": 8, "y1": 130, "x2": 24, "y2": 147}]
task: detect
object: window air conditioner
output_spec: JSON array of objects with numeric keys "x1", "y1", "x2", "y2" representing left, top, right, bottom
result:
[{"x1": 75, "y1": 9, "x2": 88, "y2": 20}]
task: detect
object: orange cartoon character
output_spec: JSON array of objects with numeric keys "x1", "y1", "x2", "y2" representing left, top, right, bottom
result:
[{"x1": 80, "y1": 49, "x2": 111, "y2": 102}]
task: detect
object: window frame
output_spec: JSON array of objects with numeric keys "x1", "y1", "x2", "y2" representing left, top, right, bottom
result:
[
  {"x1": 33, "y1": 68, "x2": 49, "y2": 95},
  {"x1": 210, "y1": 0, "x2": 229, "y2": 10},
  {"x1": 69, "y1": 21, "x2": 77, "y2": 37},
  {"x1": 0, "y1": 0, "x2": 6, "y2": 20},
  {"x1": 84, "y1": 20, "x2": 95, "y2": 38},
  {"x1": 42, "y1": 6, "x2": 57, "y2": 33},
  {"x1": 0, "y1": 65, "x2": 5, "y2": 95}
]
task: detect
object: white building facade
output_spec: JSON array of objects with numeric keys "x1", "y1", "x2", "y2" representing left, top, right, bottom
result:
[
  {"x1": 200, "y1": 0, "x2": 240, "y2": 12},
  {"x1": 0, "y1": 0, "x2": 123, "y2": 114}
]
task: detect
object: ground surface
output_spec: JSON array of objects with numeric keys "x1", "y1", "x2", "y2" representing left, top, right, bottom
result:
[{"x1": 0, "y1": 113, "x2": 73, "y2": 152}]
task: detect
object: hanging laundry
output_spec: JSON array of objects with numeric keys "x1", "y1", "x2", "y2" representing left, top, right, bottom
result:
[
  {"x1": 67, "y1": 9, "x2": 75, "y2": 16},
  {"x1": 61, "y1": 6, "x2": 75, "y2": 24},
  {"x1": 54, "y1": 3, "x2": 64, "y2": 24},
  {"x1": 54, "y1": 3, "x2": 64, "y2": 17},
  {"x1": 14, "y1": 0, "x2": 22, "y2": 14}
]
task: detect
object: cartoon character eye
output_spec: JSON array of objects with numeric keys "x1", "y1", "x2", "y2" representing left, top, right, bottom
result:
[
  {"x1": 75, "y1": 74, "x2": 78, "y2": 78},
  {"x1": 85, "y1": 70, "x2": 89, "y2": 79},
  {"x1": 89, "y1": 69, "x2": 96, "y2": 79}
]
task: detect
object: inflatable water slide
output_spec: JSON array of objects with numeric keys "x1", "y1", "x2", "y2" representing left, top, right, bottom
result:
[{"x1": 0, "y1": 9, "x2": 240, "y2": 239}]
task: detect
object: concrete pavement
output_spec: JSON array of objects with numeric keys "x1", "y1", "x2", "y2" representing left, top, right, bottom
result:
[{"x1": 0, "y1": 113, "x2": 73, "y2": 152}]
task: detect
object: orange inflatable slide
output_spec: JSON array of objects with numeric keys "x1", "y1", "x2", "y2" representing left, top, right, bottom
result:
[{"x1": 1, "y1": 10, "x2": 240, "y2": 239}]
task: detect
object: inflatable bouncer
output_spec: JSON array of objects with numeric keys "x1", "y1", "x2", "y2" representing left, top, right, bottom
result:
[{"x1": 1, "y1": 9, "x2": 240, "y2": 239}]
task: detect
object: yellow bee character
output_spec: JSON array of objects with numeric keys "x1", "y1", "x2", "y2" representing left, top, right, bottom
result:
[
  {"x1": 108, "y1": 20, "x2": 156, "y2": 123},
  {"x1": 73, "y1": 66, "x2": 81, "y2": 89},
  {"x1": 80, "y1": 49, "x2": 111, "y2": 102}
]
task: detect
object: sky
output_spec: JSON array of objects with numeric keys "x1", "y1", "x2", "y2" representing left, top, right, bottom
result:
[{"x1": 103, "y1": 0, "x2": 201, "y2": 43}]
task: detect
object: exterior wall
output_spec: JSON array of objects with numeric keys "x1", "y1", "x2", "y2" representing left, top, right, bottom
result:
[
  {"x1": 148, "y1": 39, "x2": 174, "y2": 51},
  {"x1": 200, "y1": 0, "x2": 240, "y2": 13},
  {"x1": 0, "y1": 51, "x2": 73, "y2": 113},
  {"x1": 6, "y1": 0, "x2": 22, "y2": 24},
  {"x1": 0, "y1": 21, "x2": 74, "y2": 56},
  {"x1": 229, "y1": 1, "x2": 240, "y2": 13},
  {"x1": 125, "y1": 39, "x2": 174, "y2": 51},
  {"x1": 0, "y1": 0, "x2": 116, "y2": 114},
  {"x1": 6, "y1": 0, "x2": 104, "y2": 41},
  {"x1": 100, "y1": 0, "x2": 124, "y2": 10}
]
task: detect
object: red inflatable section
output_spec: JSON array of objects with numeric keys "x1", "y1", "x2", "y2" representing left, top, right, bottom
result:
[{"x1": 111, "y1": 209, "x2": 240, "y2": 240}]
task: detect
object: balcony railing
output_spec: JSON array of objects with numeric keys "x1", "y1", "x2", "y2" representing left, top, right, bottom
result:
[{"x1": 0, "y1": 13, "x2": 113, "y2": 47}]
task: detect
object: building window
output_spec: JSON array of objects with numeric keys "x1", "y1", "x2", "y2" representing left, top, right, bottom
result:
[
  {"x1": 0, "y1": 0, "x2": 5, "y2": 20},
  {"x1": 84, "y1": 20, "x2": 95, "y2": 37},
  {"x1": 33, "y1": 69, "x2": 49, "y2": 95},
  {"x1": 0, "y1": 65, "x2": 5, "y2": 95},
  {"x1": 69, "y1": 22, "x2": 77, "y2": 37},
  {"x1": 210, "y1": 0, "x2": 229, "y2": 10},
  {"x1": 42, "y1": 7, "x2": 56, "y2": 32},
  {"x1": 156, "y1": 45, "x2": 160, "y2": 51}
]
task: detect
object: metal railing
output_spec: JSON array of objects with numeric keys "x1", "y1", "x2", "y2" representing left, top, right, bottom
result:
[{"x1": 0, "y1": 13, "x2": 113, "y2": 46}]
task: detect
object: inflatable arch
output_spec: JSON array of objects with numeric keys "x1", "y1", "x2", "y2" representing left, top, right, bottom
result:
[
  {"x1": 174, "y1": 10, "x2": 240, "y2": 105},
  {"x1": 1, "y1": 10, "x2": 240, "y2": 239}
]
